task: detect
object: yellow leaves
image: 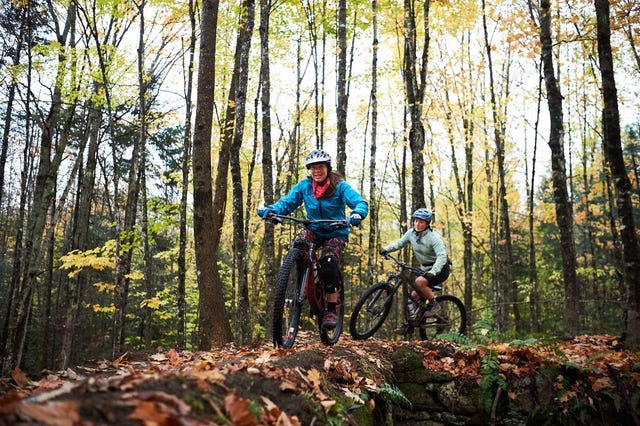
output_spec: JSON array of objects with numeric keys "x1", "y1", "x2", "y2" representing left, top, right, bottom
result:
[
  {"x1": 140, "y1": 296, "x2": 162, "y2": 309},
  {"x1": 87, "y1": 302, "x2": 115, "y2": 313},
  {"x1": 126, "y1": 270, "x2": 145, "y2": 281},
  {"x1": 93, "y1": 282, "x2": 115, "y2": 293},
  {"x1": 58, "y1": 242, "x2": 116, "y2": 278}
]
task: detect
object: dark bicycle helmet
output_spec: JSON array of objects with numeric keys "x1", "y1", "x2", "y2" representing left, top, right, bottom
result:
[
  {"x1": 305, "y1": 148, "x2": 332, "y2": 169},
  {"x1": 412, "y1": 207, "x2": 433, "y2": 221}
]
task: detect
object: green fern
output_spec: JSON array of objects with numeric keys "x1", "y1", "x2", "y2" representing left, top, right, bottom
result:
[
  {"x1": 377, "y1": 383, "x2": 412, "y2": 409},
  {"x1": 471, "y1": 311, "x2": 496, "y2": 343},
  {"x1": 435, "y1": 331, "x2": 470, "y2": 344},
  {"x1": 479, "y1": 350, "x2": 507, "y2": 413}
]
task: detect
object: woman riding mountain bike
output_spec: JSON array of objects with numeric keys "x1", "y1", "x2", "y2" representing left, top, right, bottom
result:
[
  {"x1": 379, "y1": 207, "x2": 451, "y2": 335},
  {"x1": 258, "y1": 148, "x2": 368, "y2": 330}
]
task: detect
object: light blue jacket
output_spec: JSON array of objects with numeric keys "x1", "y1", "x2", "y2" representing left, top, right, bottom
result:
[
  {"x1": 268, "y1": 172, "x2": 368, "y2": 239},
  {"x1": 383, "y1": 228, "x2": 448, "y2": 275}
]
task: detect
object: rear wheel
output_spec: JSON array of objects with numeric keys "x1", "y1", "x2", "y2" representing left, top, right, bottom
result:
[
  {"x1": 349, "y1": 282, "x2": 394, "y2": 340},
  {"x1": 419, "y1": 294, "x2": 467, "y2": 340},
  {"x1": 273, "y1": 248, "x2": 305, "y2": 348},
  {"x1": 319, "y1": 284, "x2": 344, "y2": 346}
]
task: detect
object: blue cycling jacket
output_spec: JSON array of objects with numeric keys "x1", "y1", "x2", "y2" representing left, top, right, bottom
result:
[{"x1": 267, "y1": 172, "x2": 369, "y2": 240}]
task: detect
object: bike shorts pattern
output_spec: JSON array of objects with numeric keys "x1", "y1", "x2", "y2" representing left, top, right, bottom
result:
[
  {"x1": 298, "y1": 229, "x2": 346, "y2": 293},
  {"x1": 298, "y1": 229, "x2": 346, "y2": 261}
]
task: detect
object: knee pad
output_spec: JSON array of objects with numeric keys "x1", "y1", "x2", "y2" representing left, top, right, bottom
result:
[{"x1": 319, "y1": 256, "x2": 340, "y2": 293}]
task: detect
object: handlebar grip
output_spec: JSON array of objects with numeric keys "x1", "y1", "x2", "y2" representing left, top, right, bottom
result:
[{"x1": 269, "y1": 216, "x2": 283, "y2": 224}]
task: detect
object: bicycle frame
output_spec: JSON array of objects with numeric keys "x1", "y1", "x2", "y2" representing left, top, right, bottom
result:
[
  {"x1": 384, "y1": 255, "x2": 426, "y2": 302},
  {"x1": 291, "y1": 239, "x2": 323, "y2": 316},
  {"x1": 267, "y1": 214, "x2": 348, "y2": 347}
]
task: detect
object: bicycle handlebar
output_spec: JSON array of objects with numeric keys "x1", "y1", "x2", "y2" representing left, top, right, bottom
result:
[
  {"x1": 381, "y1": 252, "x2": 424, "y2": 274},
  {"x1": 264, "y1": 214, "x2": 348, "y2": 229}
]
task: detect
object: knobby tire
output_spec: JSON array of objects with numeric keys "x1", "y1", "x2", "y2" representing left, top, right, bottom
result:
[
  {"x1": 418, "y1": 294, "x2": 467, "y2": 340},
  {"x1": 349, "y1": 282, "x2": 394, "y2": 340},
  {"x1": 319, "y1": 284, "x2": 344, "y2": 346},
  {"x1": 273, "y1": 248, "x2": 305, "y2": 348}
]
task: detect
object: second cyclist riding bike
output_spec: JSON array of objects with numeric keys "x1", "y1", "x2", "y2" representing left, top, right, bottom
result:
[{"x1": 349, "y1": 252, "x2": 467, "y2": 340}]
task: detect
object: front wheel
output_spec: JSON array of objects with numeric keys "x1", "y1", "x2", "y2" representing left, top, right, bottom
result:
[
  {"x1": 419, "y1": 294, "x2": 467, "y2": 340},
  {"x1": 273, "y1": 248, "x2": 305, "y2": 348},
  {"x1": 319, "y1": 284, "x2": 345, "y2": 346},
  {"x1": 349, "y1": 282, "x2": 394, "y2": 340}
]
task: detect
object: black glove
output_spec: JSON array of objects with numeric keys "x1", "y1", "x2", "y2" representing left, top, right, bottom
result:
[{"x1": 379, "y1": 249, "x2": 389, "y2": 256}]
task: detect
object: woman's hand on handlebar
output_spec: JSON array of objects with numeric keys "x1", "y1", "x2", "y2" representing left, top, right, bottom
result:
[
  {"x1": 257, "y1": 207, "x2": 276, "y2": 219},
  {"x1": 347, "y1": 213, "x2": 362, "y2": 227}
]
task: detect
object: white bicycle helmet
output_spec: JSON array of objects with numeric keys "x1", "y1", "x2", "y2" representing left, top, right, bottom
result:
[
  {"x1": 412, "y1": 208, "x2": 433, "y2": 221},
  {"x1": 305, "y1": 148, "x2": 332, "y2": 169}
]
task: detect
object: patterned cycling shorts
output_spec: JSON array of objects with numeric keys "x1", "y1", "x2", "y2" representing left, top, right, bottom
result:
[{"x1": 298, "y1": 229, "x2": 346, "y2": 261}]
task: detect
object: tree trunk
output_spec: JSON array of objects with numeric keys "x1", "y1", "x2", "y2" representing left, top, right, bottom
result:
[
  {"x1": 368, "y1": 0, "x2": 379, "y2": 286},
  {"x1": 229, "y1": 0, "x2": 256, "y2": 345},
  {"x1": 259, "y1": 0, "x2": 276, "y2": 339},
  {"x1": 112, "y1": 1, "x2": 146, "y2": 355},
  {"x1": 482, "y1": 0, "x2": 517, "y2": 333},
  {"x1": 0, "y1": 27, "x2": 23, "y2": 356},
  {"x1": 57, "y1": 98, "x2": 102, "y2": 369},
  {"x1": 527, "y1": 60, "x2": 543, "y2": 333},
  {"x1": 136, "y1": 1, "x2": 154, "y2": 350},
  {"x1": 403, "y1": 0, "x2": 430, "y2": 210},
  {"x1": 0, "y1": 27, "x2": 22, "y2": 211},
  {"x1": 2, "y1": 3, "x2": 77, "y2": 375},
  {"x1": 336, "y1": 0, "x2": 348, "y2": 175},
  {"x1": 177, "y1": 0, "x2": 197, "y2": 350},
  {"x1": 192, "y1": 0, "x2": 231, "y2": 350},
  {"x1": 594, "y1": 0, "x2": 640, "y2": 348},
  {"x1": 539, "y1": 0, "x2": 579, "y2": 336}
]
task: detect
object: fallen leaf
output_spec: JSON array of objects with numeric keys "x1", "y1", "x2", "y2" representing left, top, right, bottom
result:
[
  {"x1": 138, "y1": 391, "x2": 192, "y2": 415},
  {"x1": 11, "y1": 368, "x2": 34, "y2": 388},
  {"x1": 591, "y1": 377, "x2": 614, "y2": 392},
  {"x1": 150, "y1": 353, "x2": 168, "y2": 362},
  {"x1": 320, "y1": 399, "x2": 336, "y2": 413},
  {"x1": 224, "y1": 392, "x2": 258, "y2": 426},
  {"x1": 129, "y1": 401, "x2": 171, "y2": 425},
  {"x1": 279, "y1": 379, "x2": 298, "y2": 392},
  {"x1": 260, "y1": 396, "x2": 282, "y2": 422},
  {"x1": 16, "y1": 401, "x2": 80, "y2": 426},
  {"x1": 112, "y1": 352, "x2": 129, "y2": 367},
  {"x1": 167, "y1": 348, "x2": 181, "y2": 364}
]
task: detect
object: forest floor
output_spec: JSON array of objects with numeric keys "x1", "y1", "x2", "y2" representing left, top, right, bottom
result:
[{"x1": 0, "y1": 333, "x2": 638, "y2": 425}]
